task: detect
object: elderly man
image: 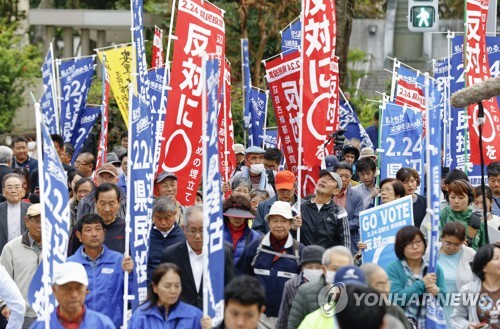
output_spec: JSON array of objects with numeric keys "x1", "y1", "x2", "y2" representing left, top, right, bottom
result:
[
  {"x1": 233, "y1": 143, "x2": 246, "y2": 173},
  {"x1": 287, "y1": 245, "x2": 354, "y2": 329},
  {"x1": 30, "y1": 262, "x2": 115, "y2": 328},
  {"x1": 0, "y1": 204, "x2": 42, "y2": 328},
  {"x1": 0, "y1": 264, "x2": 25, "y2": 329},
  {"x1": 237, "y1": 201, "x2": 304, "y2": 329},
  {"x1": 230, "y1": 146, "x2": 275, "y2": 197},
  {"x1": 68, "y1": 214, "x2": 133, "y2": 328},
  {"x1": 299, "y1": 170, "x2": 350, "y2": 249},
  {"x1": 0, "y1": 146, "x2": 13, "y2": 195},
  {"x1": 74, "y1": 152, "x2": 95, "y2": 178},
  {"x1": 154, "y1": 171, "x2": 184, "y2": 223},
  {"x1": 160, "y1": 205, "x2": 234, "y2": 310},
  {"x1": 0, "y1": 173, "x2": 31, "y2": 255}
]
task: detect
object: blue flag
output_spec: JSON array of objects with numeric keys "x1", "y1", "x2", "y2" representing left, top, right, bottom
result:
[
  {"x1": 204, "y1": 58, "x2": 225, "y2": 325},
  {"x1": 339, "y1": 102, "x2": 374, "y2": 149},
  {"x1": 58, "y1": 57, "x2": 96, "y2": 143},
  {"x1": 70, "y1": 106, "x2": 101, "y2": 164},
  {"x1": 40, "y1": 45, "x2": 59, "y2": 134},
  {"x1": 281, "y1": 17, "x2": 301, "y2": 53},
  {"x1": 263, "y1": 127, "x2": 278, "y2": 149},
  {"x1": 148, "y1": 67, "x2": 168, "y2": 170},
  {"x1": 432, "y1": 58, "x2": 451, "y2": 167},
  {"x1": 128, "y1": 92, "x2": 154, "y2": 309},
  {"x1": 132, "y1": 0, "x2": 150, "y2": 101},
  {"x1": 28, "y1": 107, "x2": 70, "y2": 320},
  {"x1": 241, "y1": 39, "x2": 251, "y2": 129},
  {"x1": 248, "y1": 87, "x2": 267, "y2": 147}
]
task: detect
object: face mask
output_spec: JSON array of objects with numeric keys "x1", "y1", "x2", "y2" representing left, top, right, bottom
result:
[
  {"x1": 303, "y1": 269, "x2": 323, "y2": 282},
  {"x1": 325, "y1": 270, "x2": 336, "y2": 284},
  {"x1": 250, "y1": 163, "x2": 265, "y2": 175}
]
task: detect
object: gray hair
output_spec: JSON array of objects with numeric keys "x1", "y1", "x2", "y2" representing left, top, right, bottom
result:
[
  {"x1": 231, "y1": 176, "x2": 252, "y2": 192},
  {"x1": 360, "y1": 263, "x2": 384, "y2": 285},
  {"x1": 0, "y1": 146, "x2": 13, "y2": 165},
  {"x1": 182, "y1": 205, "x2": 203, "y2": 227},
  {"x1": 153, "y1": 196, "x2": 177, "y2": 215},
  {"x1": 250, "y1": 189, "x2": 270, "y2": 200},
  {"x1": 322, "y1": 246, "x2": 354, "y2": 267}
]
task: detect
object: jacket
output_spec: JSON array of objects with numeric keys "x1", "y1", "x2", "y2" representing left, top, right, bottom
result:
[
  {"x1": 30, "y1": 307, "x2": 115, "y2": 329},
  {"x1": 299, "y1": 199, "x2": 351, "y2": 250},
  {"x1": 450, "y1": 277, "x2": 481, "y2": 328},
  {"x1": 128, "y1": 301, "x2": 203, "y2": 329},
  {"x1": 297, "y1": 308, "x2": 337, "y2": 329},
  {"x1": 0, "y1": 200, "x2": 31, "y2": 255},
  {"x1": 0, "y1": 231, "x2": 41, "y2": 318},
  {"x1": 223, "y1": 222, "x2": 261, "y2": 264},
  {"x1": 0, "y1": 264, "x2": 25, "y2": 329},
  {"x1": 236, "y1": 232, "x2": 304, "y2": 317},
  {"x1": 288, "y1": 275, "x2": 327, "y2": 329},
  {"x1": 147, "y1": 223, "x2": 186, "y2": 282},
  {"x1": 276, "y1": 272, "x2": 307, "y2": 329},
  {"x1": 67, "y1": 245, "x2": 125, "y2": 328}
]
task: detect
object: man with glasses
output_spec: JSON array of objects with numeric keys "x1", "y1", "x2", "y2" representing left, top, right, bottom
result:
[
  {"x1": 74, "y1": 152, "x2": 95, "y2": 178},
  {"x1": 0, "y1": 204, "x2": 42, "y2": 328},
  {"x1": 0, "y1": 173, "x2": 31, "y2": 255},
  {"x1": 487, "y1": 162, "x2": 500, "y2": 216},
  {"x1": 160, "y1": 205, "x2": 234, "y2": 309}
]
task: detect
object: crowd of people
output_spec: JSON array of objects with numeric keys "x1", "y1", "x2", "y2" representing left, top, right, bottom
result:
[{"x1": 0, "y1": 128, "x2": 500, "y2": 329}]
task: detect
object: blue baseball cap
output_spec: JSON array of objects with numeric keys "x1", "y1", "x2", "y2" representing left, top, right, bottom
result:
[{"x1": 334, "y1": 266, "x2": 367, "y2": 286}]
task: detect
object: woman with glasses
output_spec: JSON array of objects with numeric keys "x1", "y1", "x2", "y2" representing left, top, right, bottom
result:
[
  {"x1": 396, "y1": 167, "x2": 427, "y2": 227},
  {"x1": 387, "y1": 226, "x2": 446, "y2": 328},
  {"x1": 379, "y1": 178, "x2": 406, "y2": 204}
]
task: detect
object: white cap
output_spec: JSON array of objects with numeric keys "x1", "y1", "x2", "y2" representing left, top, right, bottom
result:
[
  {"x1": 53, "y1": 262, "x2": 88, "y2": 286},
  {"x1": 265, "y1": 201, "x2": 294, "y2": 221}
]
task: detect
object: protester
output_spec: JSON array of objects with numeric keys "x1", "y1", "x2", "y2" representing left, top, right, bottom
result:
[
  {"x1": 30, "y1": 262, "x2": 115, "y2": 328},
  {"x1": 128, "y1": 263, "x2": 208, "y2": 329},
  {"x1": 474, "y1": 185, "x2": 500, "y2": 226},
  {"x1": 442, "y1": 168, "x2": 469, "y2": 210},
  {"x1": 249, "y1": 189, "x2": 270, "y2": 214},
  {"x1": 231, "y1": 176, "x2": 252, "y2": 200},
  {"x1": 379, "y1": 178, "x2": 406, "y2": 204},
  {"x1": 153, "y1": 171, "x2": 184, "y2": 223},
  {"x1": 160, "y1": 205, "x2": 234, "y2": 310},
  {"x1": 147, "y1": 196, "x2": 186, "y2": 282},
  {"x1": 387, "y1": 226, "x2": 446, "y2": 328},
  {"x1": 51, "y1": 134, "x2": 76, "y2": 176},
  {"x1": 67, "y1": 213, "x2": 133, "y2": 328},
  {"x1": 0, "y1": 264, "x2": 25, "y2": 329},
  {"x1": 106, "y1": 152, "x2": 125, "y2": 193},
  {"x1": 68, "y1": 171, "x2": 82, "y2": 200},
  {"x1": 223, "y1": 194, "x2": 261, "y2": 264},
  {"x1": 263, "y1": 147, "x2": 282, "y2": 172},
  {"x1": 336, "y1": 285, "x2": 386, "y2": 329},
  {"x1": 61, "y1": 142, "x2": 74, "y2": 166},
  {"x1": 0, "y1": 204, "x2": 42, "y2": 328},
  {"x1": 487, "y1": 161, "x2": 500, "y2": 216},
  {"x1": 276, "y1": 245, "x2": 325, "y2": 329},
  {"x1": 253, "y1": 170, "x2": 299, "y2": 234},
  {"x1": 118, "y1": 152, "x2": 128, "y2": 194},
  {"x1": 352, "y1": 157, "x2": 379, "y2": 210},
  {"x1": 0, "y1": 146, "x2": 13, "y2": 195},
  {"x1": 396, "y1": 167, "x2": 427, "y2": 227},
  {"x1": 341, "y1": 144, "x2": 359, "y2": 167},
  {"x1": 11, "y1": 137, "x2": 38, "y2": 175},
  {"x1": 74, "y1": 152, "x2": 95, "y2": 178},
  {"x1": 236, "y1": 201, "x2": 304, "y2": 328},
  {"x1": 299, "y1": 169, "x2": 350, "y2": 249},
  {"x1": 8, "y1": 168, "x2": 39, "y2": 204},
  {"x1": 69, "y1": 178, "x2": 94, "y2": 237},
  {"x1": 233, "y1": 143, "x2": 246, "y2": 173},
  {"x1": 230, "y1": 146, "x2": 275, "y2": 197},
  {"x1": 365, "y1": 110, "x2": 379, "y2": 149},
  {"x1": 215, "y1": 275, "x2": 266, "y2": 329},
  {"x1": 0, "y1": 173, "x2": 31, "y2": 255},
  {"x1": 120, "y1": 131, "x2": 128, "y2": 149},
  {"x1": 451, "y1": 242, "x2": 500, "y2": 328}
]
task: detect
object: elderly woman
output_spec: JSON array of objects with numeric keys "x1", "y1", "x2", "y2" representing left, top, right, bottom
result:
[
  {"x1": 223, "y1": 194, "x2": 262, "y2": 264},
  {"x1": 379, "y1": 178, "x2": 406, "y2": 204},
  {"x1": 129, "y1": 263, "x2": 209, "y2": 328},
  {"x1": 250, "y1": 189, "x2": 270, "y2": 213},
  {"x1": 387, "y1": 226, "x2": 446, "y2": 328},
  {"x1": 396, "y1": 167, "x2": 427, "y2": 227},
  {"x1": 69, "y1": 177, "x2": 94, "y2": 236},
  {"x1": 236, "y1": 201, "x2": 304, "y2": 328},
  {"x1": 452, "y1": 243, "x2": 500, "y2": 328},
  {"x1": 231, "y1": 176, "x2": 253, "y2": 200}
]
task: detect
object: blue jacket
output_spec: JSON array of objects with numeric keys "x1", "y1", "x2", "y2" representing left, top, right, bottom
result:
[
  {"x1": 147, "y1": 223, "x2": 186, "y2": 282},
  {"x1": 128, "y1": 301, "x2": 202, "y2": 329},
  {"x1": 67, "y1": 245, "x2": 125, "y2": 328},
  {"x1": 223, "y1": 222, "x2": 261, "y2": 264},
  {"x1": 29, "y1": 307, "x2": 115, "y2": 329},
  {"x1": 236, "y1": 233, "x2": 304, "y2": 317}
]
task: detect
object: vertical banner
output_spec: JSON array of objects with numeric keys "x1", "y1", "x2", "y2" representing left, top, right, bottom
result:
[
  {"x1": 95, "y1": 61, "x2": 110, "y2": 175},
  {"x1": 241, "y1": 38, "x2": 251, "y2": 129},
  {"x1": 71, "y1": 106, "x2": 101, "y2": 164},
  {"x1": 203, "y1": 57, "x2": 224, "y2": 326},
  {"x1": 280, "y1": 17, "x2": 301, "y2": 53},
  {"x1": 148, "y1": 67, "x2": 168, "y2": 172},
  {"x1": 248, "y1": 86, "x2": 268, "y2": 147},
  {"x1": 28, "y1": 105, "x2": 70, "y2": 321},
  {"x1": 131, "y1": 0, "x2": 150, "y2": 101},
  {"x1": 327, "y1": 56, "x2": 340, "y2": 146},
  {"x1": 263, "y1": 128, "x2": 279, "y2": 149},
  {"x1": 58, "y1": 57, "x2": 96, "y2": 143},
  {"x1": 152, "y1": 26, "x2": 164, "y2": 69},
  {"x1": 465, "y1": 0, "x2": 500, "y2": 166},
  {"x1": 301, "y1": 0, "x2": 335, "y2": 168},
  {"x1": 158, "y1": 0, "x2": 225, "y2": 205},
  {"x1": 379, "y1": 103, "x2": 424, "y2": 182},
  {"x1": 97, "y1": 45, "x2": 133, "y2": 128},
  {"x1": 264, "y1": 51, "x2": 301, "y2": 174},
  {"x1": 128, "y1": 91, "x2": 154, "y2": 309},
  {"x1": 433, "y1": 58, "x2": 451, "y2": 167},
  {"x1": 40, "y1": 44, "x2": 59, "y2": 135},
  {"x1": 218, "y1": 59, "x2": 236, "y2": 183},
  {"x1": 339, "y1": 102, "x2": 373, "y2": 148}
]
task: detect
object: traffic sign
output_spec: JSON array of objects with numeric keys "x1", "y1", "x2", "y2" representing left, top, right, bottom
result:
[{"x1": 408, "y1": 0, "x2": 439, "y2": 32}]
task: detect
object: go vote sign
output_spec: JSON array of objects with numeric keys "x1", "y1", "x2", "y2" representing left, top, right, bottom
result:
[{"x1": 360, "y1": 196, "x2": 414, "y2": 269}]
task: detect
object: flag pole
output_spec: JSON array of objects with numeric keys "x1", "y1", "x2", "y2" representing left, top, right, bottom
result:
[{"x1": 201, "y1": 53, "x2": 209, "y2": 318}]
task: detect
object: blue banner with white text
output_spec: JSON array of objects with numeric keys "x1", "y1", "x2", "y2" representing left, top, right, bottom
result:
[
  {"x1": 432, "y1": 58, "x2": 451, "y2": 167},
  {"x1": 132, "y1": 0, "x2": 150, "y2": 101},
  {"x1": 40, "y1": 47, "x2": 59, "y2": 135},
  {"x1": 71, "y1": 106, "x2": 101, "y2": 164},
  {"x1": 263, "y1": 128, "x2": 278, "y2": 149},
  {"x1": 148, "y1": 67, "x2": 168, "y2": 170},
  {"x1": 248, "y1": 87, "x2": 267, "y2": 148},
  {"x1": 242, "y1": 38, "x2": 251, "y2": 129},
  {"x1": 281, "y1": 17, "x2": 301, "y2": 53},
  {"x1": 339, "y1": 102, "x2": 373, "y2": 149}
]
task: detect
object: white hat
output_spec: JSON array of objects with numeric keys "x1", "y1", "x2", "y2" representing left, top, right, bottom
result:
[
  {"x1": 53, "y1": 262, "x2": 88, "y2": 286},
  {"x1": 233, "y1": 143, "x2": 245, "y2": 155},
  {"x1": 265, "y1": 201, "x2": 294, "y2": 221}
]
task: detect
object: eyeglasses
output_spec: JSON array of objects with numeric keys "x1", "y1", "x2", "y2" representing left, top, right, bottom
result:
[
  {"x1": 380, "y1": 187, "x2": 393, "y2": 193},
  {"x1": 406, "y1": 240, "x2": 424, "y2": 248},
  {"x1": 186, "y1": 228, "x2": 203, "y2": 236},
  {"x1": 442, "y1": 240, "x2": 462, "y2": 248},
  {"x1": 4, "y1": 185, "x2": 22, "y2": 192}
]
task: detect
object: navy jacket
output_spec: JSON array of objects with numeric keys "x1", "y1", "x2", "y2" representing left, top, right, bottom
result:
[
  {"x1": 223, "y1": 223, "x2": 261, "y2": 264},
  {"x1": 128, "y1": 301, "x2": 202, "y2": 329},
  {"x1": 30, "y1": 308, "x2": 115, "y2": 329},
  {"x1": 147, "y1": 223, "x2": 186, "y2": 282}
]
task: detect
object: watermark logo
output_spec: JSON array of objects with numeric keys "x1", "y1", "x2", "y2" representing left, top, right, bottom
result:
[{"x1": 318, "y1": 283, "x2": 348, "y2": 316}]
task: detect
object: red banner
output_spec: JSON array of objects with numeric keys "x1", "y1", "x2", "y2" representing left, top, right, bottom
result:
[
  {"x1": 301, "y1": 0, "x2": 336, "y2": 168},
  {"x1": 94, "y1": 69, "x2": 110, "y2": 183},
  {"x1": 465, "y1": 0, "x2": 500, "y2": 165},
  {"x1": 152, "y1": 26, "x2": 163, "y2": 69},
  {"x1": 218, "y1": 58, "x2": 236, "y2": 186},
  {"x1": 158, "y1": 0, "x2": 225, "y2": 205},
  {"x1": 265, "y1": 51, "x2": 301, "y2": 174},
  {"x1": 395, "y1": 79, "x2": 425, "y2": 111}
]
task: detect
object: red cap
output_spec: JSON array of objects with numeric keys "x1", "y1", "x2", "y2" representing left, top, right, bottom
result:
[{"x1": 275, "y1": 170, "x2": 296, "y2": 190}]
